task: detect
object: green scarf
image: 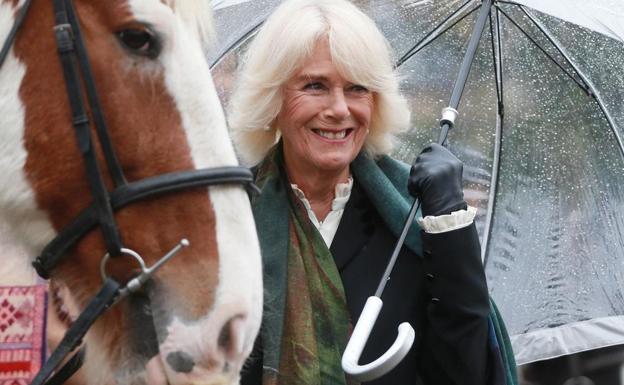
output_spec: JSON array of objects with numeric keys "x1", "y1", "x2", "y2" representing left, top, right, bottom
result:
[
  {"x1": 252, "y1": 145, "x2": 353, "y2": 385},
  {"x1": 251, "y1": 144, "x2": 517, "y2": 385}
]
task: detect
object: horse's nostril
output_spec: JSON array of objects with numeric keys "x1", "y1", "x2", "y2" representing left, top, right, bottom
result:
[
  {"x1": 217, "y1": 320, "x2": 232, "y2": 350},
  {"x1": 166, "y1": 350, "x2": 195, "y2": 373},
  {"x1": 217, "y1": 315, "x2": 246, "y2": 361}
]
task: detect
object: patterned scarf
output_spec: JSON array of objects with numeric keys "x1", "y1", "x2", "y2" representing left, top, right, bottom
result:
[{"x1": 252, "y1": 144, "x2": 355, "y2": 385}]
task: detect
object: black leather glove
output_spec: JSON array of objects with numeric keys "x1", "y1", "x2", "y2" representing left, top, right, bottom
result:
[{"x1": 408, "y1": 143, "x2": 467, "y2": 217}]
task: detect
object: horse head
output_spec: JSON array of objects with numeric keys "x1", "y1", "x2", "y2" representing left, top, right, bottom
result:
[{"x1": 0, "y1": 0, "x2": 262, "y2": 384}]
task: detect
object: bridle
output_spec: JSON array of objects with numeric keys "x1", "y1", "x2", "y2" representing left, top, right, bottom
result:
[{"x1": 0, "y1": 0, "x2": 259, "y2": 384}]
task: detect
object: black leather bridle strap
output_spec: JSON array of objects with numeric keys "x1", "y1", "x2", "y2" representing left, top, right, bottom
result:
[
  {"x1": 41, "y1": 347, "x2": 85, "y2": 385},
  {"x1": 32, "y1": 167, "x2": 258, "y2": 278},
  {"x1": 53, "y1": 0, "x2": 124, "y2": 256},
  {"x1": 30, "y1": 279, "x2": 121, "y2": 385},
  {"x1": 63, "y1": 0, "x2": 127, "y2": 187},
  {"x1": 0, "y1": 0, "x2": 34, "y2": 69}
]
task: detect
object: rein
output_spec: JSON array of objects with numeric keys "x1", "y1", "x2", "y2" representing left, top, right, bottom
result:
[{"x1": 0, "y1": 0, "x2": 258, "y2": 384}]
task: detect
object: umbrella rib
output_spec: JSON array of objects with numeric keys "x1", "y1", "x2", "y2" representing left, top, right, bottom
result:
[
  {"x1": 517, "y1": 5, "x2": 624, "y2": 159},
  {"x1": 494, "y1": 6, "x2": 590, "y2": 94},
  {"x1": 495, "y1": 7, "x2": 505, "y2": 112},
  {"x1": 395, "y1": 1, "x2": 479, "y2": 68},
  {"x1": 488, "y1": 10, "x2": 503, "y2": 110},
  {"x1": 482, "y1": 9, "x2": 505, "y2": 266},
  {"x1": 209, "y1": 18, "x2": 264, "y2": 70},
  {"x1": 482, "y1": 105, "x2": 504, "y2": 267}
]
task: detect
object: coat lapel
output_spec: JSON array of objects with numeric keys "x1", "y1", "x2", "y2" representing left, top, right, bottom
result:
[{"x1": 330, "y1": 181, "x2": 375, "y2": 271}]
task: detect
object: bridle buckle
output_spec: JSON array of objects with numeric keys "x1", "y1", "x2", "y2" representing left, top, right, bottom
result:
[{"x1": 53, "y1": 23, "x2": 73, "y2": 36}]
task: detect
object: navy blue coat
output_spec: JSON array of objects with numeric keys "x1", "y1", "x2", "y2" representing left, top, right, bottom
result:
[{"x1": 330, "y1": 180, "x2": 490, "y2": 385}]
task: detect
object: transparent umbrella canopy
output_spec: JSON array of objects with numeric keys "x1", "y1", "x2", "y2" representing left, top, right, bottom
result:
[{"x1": 208, "y1": 0, "x2": 624, "y2": 365}]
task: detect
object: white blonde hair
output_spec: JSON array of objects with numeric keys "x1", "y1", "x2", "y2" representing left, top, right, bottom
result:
[{"x1": 228, "y1": 0, "x2": 411, "y2": 165}]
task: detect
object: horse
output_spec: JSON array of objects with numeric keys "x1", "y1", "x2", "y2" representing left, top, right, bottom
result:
[{"x1": 0, "y1": 0, "x2": 262, "y2": 384}]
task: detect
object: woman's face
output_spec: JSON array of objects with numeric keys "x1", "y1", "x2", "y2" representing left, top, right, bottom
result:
[{"x1": 277, "y1": 39, "x2": 374, "y2": 180}]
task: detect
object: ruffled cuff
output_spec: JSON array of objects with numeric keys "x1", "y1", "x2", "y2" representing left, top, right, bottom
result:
[{"x1": 417, "y1": 205, "x2": 477, "y2": 234}]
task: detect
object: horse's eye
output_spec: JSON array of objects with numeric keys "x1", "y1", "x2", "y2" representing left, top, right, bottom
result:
[{"x1": 117, "y1": 28, "x2": 160, "y2": 58}]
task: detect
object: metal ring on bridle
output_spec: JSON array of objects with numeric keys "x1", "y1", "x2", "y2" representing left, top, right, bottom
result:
[{"x1": 100, "y1": 248, "x2": 146, "y2": 282}]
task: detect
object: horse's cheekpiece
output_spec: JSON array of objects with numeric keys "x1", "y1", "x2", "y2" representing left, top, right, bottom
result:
[{"x1": 0, "y1": 0, "x2": 259, "y2": 384}]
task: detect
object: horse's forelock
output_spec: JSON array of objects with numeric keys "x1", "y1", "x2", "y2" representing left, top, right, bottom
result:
[{"x1": 164, "y1": 0, "x2": 215, "y2": 45}]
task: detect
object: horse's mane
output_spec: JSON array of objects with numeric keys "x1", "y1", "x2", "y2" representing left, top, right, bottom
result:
[{"x1": 165, "y1": 0, "x2": 215, "y2": 44}]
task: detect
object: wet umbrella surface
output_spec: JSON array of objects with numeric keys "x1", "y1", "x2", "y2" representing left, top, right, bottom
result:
[{"x1": 209, "y1": 0, "x2": 624, "y2": 365}]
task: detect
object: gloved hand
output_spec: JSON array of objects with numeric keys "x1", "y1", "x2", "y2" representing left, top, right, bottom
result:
[{"x1": 408, "y1": 143, "x2": 467, "y2": 217}]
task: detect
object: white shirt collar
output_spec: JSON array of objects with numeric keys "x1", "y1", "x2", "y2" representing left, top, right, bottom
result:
[{"x1": 290, "y1": 177, "x2": 353, "y2": 247}]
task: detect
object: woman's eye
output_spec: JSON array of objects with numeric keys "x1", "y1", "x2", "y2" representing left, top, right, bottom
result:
[
  {"x1": 116, "y1": 28, "x2": 161, "y2": 58},
  {"x1": 349, "y1": 84, "x2": 369, "y2": 93},
  {"x1": 303, "y1": 82, "x2": 325, "y2": 91}
]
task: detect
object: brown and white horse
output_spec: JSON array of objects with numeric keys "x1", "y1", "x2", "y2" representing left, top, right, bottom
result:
[{"x1": 0, "y1": 1, "x2": 262, "y2": 384}]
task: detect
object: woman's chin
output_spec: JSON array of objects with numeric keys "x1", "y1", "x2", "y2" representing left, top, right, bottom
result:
[{"x1": 318, "y1": 150, "x2": 362, "y2": 171}]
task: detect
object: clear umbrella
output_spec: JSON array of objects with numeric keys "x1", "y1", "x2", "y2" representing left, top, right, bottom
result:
[{"x1": 209, "y1": 0, "x2": 624, "y2": 367}]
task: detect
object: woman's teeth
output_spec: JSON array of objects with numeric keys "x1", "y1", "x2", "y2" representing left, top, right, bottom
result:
[{"x1": 314, "y1": 129, "x2": 347, "y2": 139}]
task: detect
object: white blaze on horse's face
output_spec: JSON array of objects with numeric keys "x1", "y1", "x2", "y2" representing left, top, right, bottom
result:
[
  {"x1": 0, "y1": 0, "x2": 262, "y2": 384},
  {"x1": 0, "y1": 0, "x2": 58, "y2": 272}
]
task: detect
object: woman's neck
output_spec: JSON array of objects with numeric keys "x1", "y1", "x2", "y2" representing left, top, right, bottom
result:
[{"x1": 284, "y1": 163, "x2": 349, "y2": 222}]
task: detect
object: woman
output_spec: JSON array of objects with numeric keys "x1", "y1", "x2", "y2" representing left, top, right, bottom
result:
[{"x1": 229, "y1": 1, "x2": 517, "y2": 384}]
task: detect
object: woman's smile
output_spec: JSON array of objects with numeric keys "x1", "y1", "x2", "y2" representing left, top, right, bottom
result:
[{"x1": 311, "y1": 128, "x2": 354, "y2": 141}]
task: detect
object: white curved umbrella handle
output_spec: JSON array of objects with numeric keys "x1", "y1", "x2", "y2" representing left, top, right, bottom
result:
[{"x1": 341, "y1": 296, "x2": 415, "y2": 382}]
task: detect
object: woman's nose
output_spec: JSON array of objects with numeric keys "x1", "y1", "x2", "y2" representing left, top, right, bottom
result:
[{"x1": 323, "y1": 89, "x2": 350, "y2": 120}]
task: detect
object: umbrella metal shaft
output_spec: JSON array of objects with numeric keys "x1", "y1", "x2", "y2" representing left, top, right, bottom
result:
[
  {"x1": 448, "y1": 0, "x2": 493, "y2": 110},
  {"x1": 374, "y1": 0, "x2": 493, "y2": 298}
]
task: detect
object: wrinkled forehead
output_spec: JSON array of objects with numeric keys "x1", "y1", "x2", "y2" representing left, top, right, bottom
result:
[{"x1": 126, "y1": 0, "x2": 213, "y2": 42}]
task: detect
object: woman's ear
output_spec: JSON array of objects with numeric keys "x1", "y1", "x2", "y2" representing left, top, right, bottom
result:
[{"x1": 268, "y1": 117, "x2": 278, "y2": 132}]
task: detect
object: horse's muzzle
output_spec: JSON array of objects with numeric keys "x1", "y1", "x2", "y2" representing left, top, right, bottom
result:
[{"x1": 147, "y1": 304, "x2": 253, "y2": 385}]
